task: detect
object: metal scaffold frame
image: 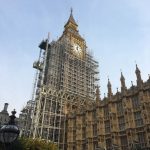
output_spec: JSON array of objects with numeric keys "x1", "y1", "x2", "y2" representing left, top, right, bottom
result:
[{"x1": 30, "y1": 32, "x2": 99, "y2": 150}]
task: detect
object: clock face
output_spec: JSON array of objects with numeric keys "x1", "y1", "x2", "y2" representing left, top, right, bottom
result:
[{"x1": 73, "y1": 43, "x2": 82, "y2": 56}]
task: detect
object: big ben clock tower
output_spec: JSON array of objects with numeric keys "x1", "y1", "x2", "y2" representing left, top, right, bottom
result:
[{"x1": 31, "y1": 9, "x2": 99, "y2": 149}]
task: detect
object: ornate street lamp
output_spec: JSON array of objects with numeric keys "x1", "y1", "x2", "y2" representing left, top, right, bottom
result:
[{"x1": 0, "y1": 109, "x2": 20, "y2": 149}]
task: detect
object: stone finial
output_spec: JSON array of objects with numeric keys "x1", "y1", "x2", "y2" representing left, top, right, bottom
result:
[
  {"x1": 120, "y1": 71, "x2": 126, "y2": 92},
  {"x1": 117, "y1": 87, "x2": 119, "y2": 93},
  {"x1": 135, "y1": 64, "x2": 143, "y2": 86},
  {"x1": 107, "y1": 78, "x2": 112, "y2": 98},
  {"x1": 96, "y1": 85, "x2": 100, "y2": 102},
  {"x1": 135, "y1": 64, "x2": 140, "y2": 73},
  {"x1": 104, "y1": 93, "x2": 106, "y2": 98}
]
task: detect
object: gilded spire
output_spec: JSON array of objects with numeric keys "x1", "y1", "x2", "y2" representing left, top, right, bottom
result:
[
  {"x1": 71, "y1": 7, "x2": 73, "y2": 14},
  {"x1": 65, "y1": 8, "x2": 78, "y2": 28}
]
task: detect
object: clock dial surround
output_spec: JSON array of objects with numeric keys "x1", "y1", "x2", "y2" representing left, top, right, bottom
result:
[{"x1": 73, "y1": 43, "x2": 82, "y2": 57}]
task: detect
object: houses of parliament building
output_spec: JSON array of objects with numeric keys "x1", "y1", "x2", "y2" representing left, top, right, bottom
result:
[
  {"x1": 19, "y1": 10, "x2": 150, "y2": 150},
  {"x1": 65, "y1": 68, "x2": 150, "y2": 150}
]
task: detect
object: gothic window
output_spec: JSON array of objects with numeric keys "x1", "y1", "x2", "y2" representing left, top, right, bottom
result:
[
  {"x1": 104, "y1": 106, "x2": 109, "y2": 119},
  {"x1": 118, "y1": 117, "x2": 125, "y2": 131},
  {"x1": 93, "y1": 124, "x2": 97, "y2": 137},
  {"x1": 105, "y1": 120, "x2": 111, "y2": 133},
  {"x1": 106, "y1": 138, "x2": 112, "y2": 149},
  {"x1": 82, "y1": 144, "x2": 86, "y2": 150},
  {"x1": 137, "y1": 132, "x2": 146, "y2": 148},
  {"x1": 117, "y1": 102, "x2": 124, "y2": 116},
  {"x1": 93, "y1": 142, "x2": 98, "y2": 150},
  {"x1": 132, "y1": 96, "x2": 140, "y2": 109},
  {"x1": 120, "y1": 136, "x2": 128, "y2": 150},
  {"x1": 134, "y1": 111, "x2": 143, "y2": 127},
  {"x1": 72, "y1": 146, "x2": 75, "y2": 150},
  {"x1": 92, "y1": 110, "x2": 96, "y2": 119},
  {"x1": 82, "y1": 127, "x2": 86, "y2": 139}
]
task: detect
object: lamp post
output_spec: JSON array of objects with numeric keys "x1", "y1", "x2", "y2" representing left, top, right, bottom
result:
[{"x1": 0, "y1": 109, "x2": 20, "y2": 150}]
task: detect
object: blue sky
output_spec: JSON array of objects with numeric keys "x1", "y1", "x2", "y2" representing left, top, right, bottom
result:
[{"x1": 0, "y1": 0, "x2": 150, "y2": 116}]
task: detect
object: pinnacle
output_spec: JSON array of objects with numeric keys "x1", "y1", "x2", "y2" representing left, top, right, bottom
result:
[
  {"x1": 120, "y1": 71, "x2": 125, "y2": 80},
  {"x1": 135, "y1": 64, "x2": 140, "y2": 73},
  {"x1": 107, "y1": 77, "x2": 111, "y2": 87}
]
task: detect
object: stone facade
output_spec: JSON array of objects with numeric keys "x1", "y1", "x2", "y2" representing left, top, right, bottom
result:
[
  {"x1": 0, "y1": 103, "x2": 9, "y2": 127},
  {"x1": 19, "y1": 100, "x2": 34, "y2": 137},
  {"x1": 65, "y1": 67, "x2": 150, "y2": 150}
]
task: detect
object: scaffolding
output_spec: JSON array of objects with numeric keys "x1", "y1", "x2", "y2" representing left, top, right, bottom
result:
[
  {"x1": 30, "y1": 36, "x2": 99, "y2": 149},
  {"x1": 30, "y1": 11, "x2": 99, "y2": 150}
]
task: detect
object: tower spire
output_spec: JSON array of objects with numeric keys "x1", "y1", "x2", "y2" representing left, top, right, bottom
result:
[
  {"x1": 63, "y1": 8, "x2": 78, "y2": 33},
  {"x1": 71, "y1": 7, "x2": 73, "y2": 15},
  {"x1": 65, "y1": 8, "x2": 77, "y2": 27}
]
